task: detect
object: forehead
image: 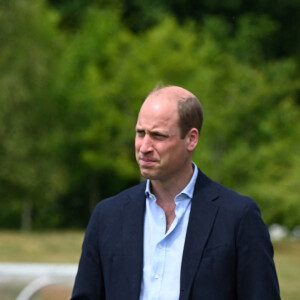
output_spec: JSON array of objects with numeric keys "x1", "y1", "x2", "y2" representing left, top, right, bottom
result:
[{"x1": 136, "y1": 95, "x2": 179, "y2": 132}]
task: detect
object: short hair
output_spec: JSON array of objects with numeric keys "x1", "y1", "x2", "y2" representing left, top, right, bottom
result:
[{"x1": 177, "y1": 96, "x2": 203, "y2": 138}]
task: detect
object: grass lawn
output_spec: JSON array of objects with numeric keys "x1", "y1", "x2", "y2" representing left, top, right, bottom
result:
[
  {"x1": 0, "y1": 230, "x2": 84, "y2": 263},
  {"x1": 273, "y1": 240, "x2": 300, "y2": 300},
  {"x1": 0, "y1": 231, "x2": 299, "y2": 299}
]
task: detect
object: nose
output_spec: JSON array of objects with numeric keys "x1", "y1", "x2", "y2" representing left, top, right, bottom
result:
[{"x1": 139, "y1": 134, "x2": 153, "y2": 153}]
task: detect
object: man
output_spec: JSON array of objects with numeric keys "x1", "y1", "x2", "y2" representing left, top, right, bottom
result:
[{"x1": 71, "y1": 85, "x2": 281, "y2": 299}]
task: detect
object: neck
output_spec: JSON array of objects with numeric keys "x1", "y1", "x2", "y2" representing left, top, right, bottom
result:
[{"x1": 150, "y1": 162, "x2": 194, "y2": 203}]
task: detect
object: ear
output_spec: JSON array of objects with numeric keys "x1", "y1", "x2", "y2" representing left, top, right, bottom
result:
[{"x1": 186, "y1": 128, "x2": 199, "y2": 151}]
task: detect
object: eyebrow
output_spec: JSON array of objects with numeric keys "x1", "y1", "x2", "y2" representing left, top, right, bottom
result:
[{"x1": 135, "y1": 127, "x2": 170, "y2": 137}]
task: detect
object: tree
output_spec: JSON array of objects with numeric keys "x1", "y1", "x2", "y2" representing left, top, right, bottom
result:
[
  {"x1": 54, "y1": 12, "x2": 299, "y2": 228},
  {"x1": 81, "y1": 15, "x2": 300, "y2": 227},
  {"x1": 1, "y1": 3, "x2": 299, "y2": 230},
  {"x1": 51, "y1": 8, "x2": 140, "y2": 226},
  {"x1": 0, "y1": 0, "x2": 66, "y2": 230},
  {"x1": 49, "y1": 0, "x2": 300, "y2": 60}
]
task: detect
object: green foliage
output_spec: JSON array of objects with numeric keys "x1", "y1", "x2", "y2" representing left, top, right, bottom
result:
[
  {"x1": 49, "y1": 0, "x2": 300, "y2": 60},
  {"x1": 51, "y1": 8, "x2": 141, "y2": 223},
  {"x1": 193, "y1": 57, "x2": 300, "y2": 227},
  {"x1": 0, "y1": 0, "x2": 66, "y2": 230},
  {"x1": 0, "y1": 1, "x2": 299, "y2": 229},
  {"x1": 58, "y1": 11, "x2": 300, "y2": 228}
]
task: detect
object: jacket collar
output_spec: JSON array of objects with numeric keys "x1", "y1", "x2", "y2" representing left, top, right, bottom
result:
[
  {"x1": 121, "y1": 169, "x2": 220, "y2": 300},
  {"x1": 121, "y1": 182, "x2": 146, "y2": 299},
  {"x1": 180, "y1": 169, "x2": 219, "y2": 299}
]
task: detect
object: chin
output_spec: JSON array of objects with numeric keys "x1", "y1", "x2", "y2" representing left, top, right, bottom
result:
[
  {"x1": 140, "y1": 169, "x2": 155, "y2": 180},
  {"x1": 140, "y1": 171, "x2": 151, "y2": 179}
]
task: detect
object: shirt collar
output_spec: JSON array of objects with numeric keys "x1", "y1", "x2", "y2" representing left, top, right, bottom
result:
[{"x1": 145, "y1": 162, "x2": 198, "y2": 200}]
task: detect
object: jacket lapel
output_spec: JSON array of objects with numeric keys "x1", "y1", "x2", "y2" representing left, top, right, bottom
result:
[
  {"x1": 180, "y1": 170, "x2": 219, "y2": 300},
  {"x1": 119, "y1": 171, "x2": 219, "y2": 299},
  {"x1": 121, "y1": 182, "x2": 146, "y2": 299}
]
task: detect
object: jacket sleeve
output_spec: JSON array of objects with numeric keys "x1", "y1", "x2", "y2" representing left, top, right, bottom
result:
[
  {"x1": 236, "y1": 200, "x2": 281, "y2": 300},
  {"x1": 71, "y1": 207, "x2": 105, "y2": 300}
]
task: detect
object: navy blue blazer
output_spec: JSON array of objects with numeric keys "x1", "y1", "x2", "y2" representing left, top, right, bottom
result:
[{"x1": 71, "y1": 169, "x2": 280, "y2": 300}]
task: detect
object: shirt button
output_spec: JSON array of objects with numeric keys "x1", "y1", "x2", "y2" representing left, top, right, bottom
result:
[
  {"x1": 154, "y1": 274, "x2": 159, "y2": 279},
  {"x1": 160, "y1": 214, "x2": 164, "y2": 219},
  {"x1": 158, "y1": 244, "x2": 162, "y2": 248}
]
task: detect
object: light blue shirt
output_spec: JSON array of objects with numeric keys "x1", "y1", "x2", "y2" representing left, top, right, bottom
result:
[{"x1": 139, "y1": 163, "x2": 198, "y2": 300}]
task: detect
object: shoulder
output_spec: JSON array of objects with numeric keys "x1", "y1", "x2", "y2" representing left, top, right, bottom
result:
[
  {"x1": 84, "y1": 181, "x2": 146, "y2": 232},
  {"x1": 93, "y1": 180, "x2": 146, "y2": 213},
  {"x1": 217, "y1": 181, "x2": 255, "y2": 207},
  {"x1": 195, "y1": 169, "x2": 268, "y2": 236},
  {"x1": 196, "y1": 168, "x2": 259, "y2": 213}
]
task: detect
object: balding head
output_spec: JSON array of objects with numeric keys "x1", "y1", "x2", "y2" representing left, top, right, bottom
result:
[
  {"x1": 135, "y1": 85, "x2": 200, "y2": 184},
  {"x1": 147, "y1": 85, "x2": 195, "y2": 102},
  {"x1": 143, "y1": 85, "x2": 203, "y2": 138}
]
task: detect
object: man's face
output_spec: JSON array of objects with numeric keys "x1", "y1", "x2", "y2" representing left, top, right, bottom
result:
[{"x1": 135, "y1": 95, "x2": 191, "y2": 183}]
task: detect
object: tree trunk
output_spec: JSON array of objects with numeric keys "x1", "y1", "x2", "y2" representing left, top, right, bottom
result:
[
  {"x1": 89, "y1": 176, "x2": 100, "y2": 214},
  {"x1": 21, "y1": 199, "x2": 32, "y2": 231}
]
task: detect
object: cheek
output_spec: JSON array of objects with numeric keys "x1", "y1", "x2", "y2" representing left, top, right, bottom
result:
[
  {"x1": 166, "y1": 143, "x2": 186, "y2": 159},
  {"x1": 158, "y1": 143, "x2": 178, "y2": 159},
  {"x1": 135, "y1": 138, "x2": 140, "y2": 150}
]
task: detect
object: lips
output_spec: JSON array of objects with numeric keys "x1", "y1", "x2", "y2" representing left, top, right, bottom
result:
[{"x1": 138, "y1": 157, "x2": 157, "y2": 167}]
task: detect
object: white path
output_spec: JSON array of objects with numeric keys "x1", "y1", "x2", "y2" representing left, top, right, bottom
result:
[
  {"x1": 0, "y1": 263, "x2": 78, "y2": 300},
  {"x1": 0, "y1": 262, "x2": 77, "y2": 283}
]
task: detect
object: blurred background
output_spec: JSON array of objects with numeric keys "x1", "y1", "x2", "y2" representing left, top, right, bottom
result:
[{"x1": 0, "y1": 0, "x2": 299, "y2": 299}]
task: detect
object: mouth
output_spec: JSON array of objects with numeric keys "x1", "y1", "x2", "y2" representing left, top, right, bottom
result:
[{"x1": 138, "y1": 157, "x2": 157, "y2": 167}]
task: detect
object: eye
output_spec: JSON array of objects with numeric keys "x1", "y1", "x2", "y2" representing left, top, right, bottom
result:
[
  {"x1": 151, "y1": 132, "x2": 169, "y2": 140},
  {"x1": 136, "y1": 129, "x2": 145, "y2": 137}
]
